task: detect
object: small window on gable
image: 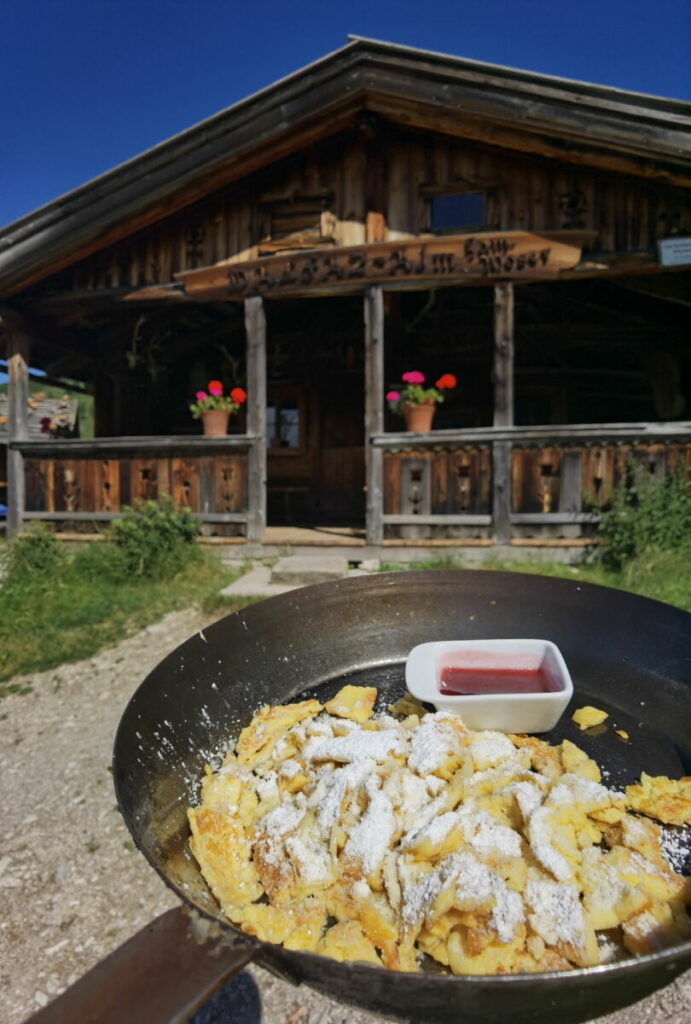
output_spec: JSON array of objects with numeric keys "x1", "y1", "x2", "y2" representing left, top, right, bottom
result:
[{"x1": 430, "y1": 192, "x2": 486, "y2": 233}]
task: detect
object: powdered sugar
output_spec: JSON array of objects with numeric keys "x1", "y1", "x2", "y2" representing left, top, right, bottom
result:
[
  {"x1": 502, "y1": 780, "x2": 544, "y2": 820},
  {"x1": 192, "y1": 686, "x2": 691, "y2": 978},
  {"x1": 458, "y1": 808, "x2": 522, "y2": 860},
  {"x1": 257, "y1": 796, "x2": 306, "y2": 838},
  {"x1": 285, "y1": 822, "x2": 333, "y2": 886},
  {"x1": 660, "y1": 824, "x2": 691, "y2": 874},
  {"x1": 525, "y1": 878, "x2": 585, "y2": 949},
  {"x1": 402, "y1": 810, "x2": 458, "y2": 850},
  {"x1": 343, "y1": 785, "x2": 396, "y2": 876},
  {"x1": 407, "y1": 713, "x2": 462, "y2": 776},
  {"x1": 492, "y1": 883, "x2": 524, "y2": 944},
  {"x1": 309, "y1": 730, "x2": 404, "y2": 763},
  {"x1": 308, "y1": 757, "x2": 375, "y2": 836},
  {"x1": 468, "y1": 731, "x2": 516, "y2": 769},
  {"x1": 448, "y1": 850, "x2": 494, "y2": 910},
  {"x1": 527, "y1": 807, "x2": 572, "y2": 882},
  {"x1": 546, "y1": 773, "x2": 618, "y2": 810},
  {"x1": 400, "y1": 864, "x2": 443, "y2": 930},
  {"x1": 351, "y1": 878, "x2": 371, "y2": 901},
  {"x1": 254, "y1": 769, "x2": 279, "y2": 803}
]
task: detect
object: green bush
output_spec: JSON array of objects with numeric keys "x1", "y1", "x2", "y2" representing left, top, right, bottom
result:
[
  {"x1": 70, "y1": 539, "x2": 130, "y2": 583},
  {"x1": 2, "y1": 522, "x2": 67, "y2": 585},
  {"x1": 599, "y1": 466, "x2": 691, "y2": 570},
  {"x1": 110, "y1": 497, "x2": 200, "y2": 578}
]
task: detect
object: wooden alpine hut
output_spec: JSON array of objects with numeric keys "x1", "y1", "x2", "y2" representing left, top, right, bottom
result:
[{"x1": 1, "y1": 37, "x2": 690, "y2": 557}]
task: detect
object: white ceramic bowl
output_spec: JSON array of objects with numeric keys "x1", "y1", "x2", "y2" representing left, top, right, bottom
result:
[{"x1": 405, "y1": 638, "x2": 573, "y2": 733}]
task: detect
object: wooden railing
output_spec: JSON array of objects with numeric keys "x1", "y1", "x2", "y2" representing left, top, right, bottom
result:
[
  {"x1": 7, "y1": 434, "x2": 265, "y2": 541},
  {"x1": 371, "y1": 421, "x2": 691, "y2": 543},
  {"x1": 5, "y1": 421, "x2": 691, "y2": 545}
]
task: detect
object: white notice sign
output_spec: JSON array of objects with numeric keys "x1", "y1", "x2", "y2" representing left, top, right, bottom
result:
[{"x1": 658, "y1": 236, "x2": 691, "y2": 267}]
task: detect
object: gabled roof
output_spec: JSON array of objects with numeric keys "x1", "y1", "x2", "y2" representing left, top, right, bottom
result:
[{"x1": 1, "y1": 36, "x2": 690, "y2": 298}]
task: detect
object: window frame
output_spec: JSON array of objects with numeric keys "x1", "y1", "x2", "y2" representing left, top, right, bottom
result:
[
  {"x1": 428, "y1": 190, "x2": 488, "y2": 235},
  {"x1": 266, "y1": 384, "x2": 306, "y2": 456}
]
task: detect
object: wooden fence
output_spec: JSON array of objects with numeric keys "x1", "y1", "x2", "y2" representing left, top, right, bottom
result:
[
  {"x1": 373, "y1": 422, "x2": 691, "y2": 542},
  {"x1": 4, "y1": 422, "x2": 691, "y2": 545},
  {"x1": 6, "y1": 435, "x2": 264, "y2": 540}
]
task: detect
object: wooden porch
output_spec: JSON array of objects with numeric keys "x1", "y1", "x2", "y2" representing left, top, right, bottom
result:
[
  {"x1": 4, "y1": 421, "x2": 690, "y2": 549},
  {"x1": 2, "y1": 280, "x2": 691, "y2": 549}
]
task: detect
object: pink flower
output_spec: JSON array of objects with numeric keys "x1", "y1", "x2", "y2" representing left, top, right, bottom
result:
[
  {"x1": 195, "y1": 391, "x2": 208, "y2": 402},
  {"x1": 386, "y1": 390, "x2": 400, "y2": 401},
  {"x1": 402, "y1": 370, "x2": 425, "y2": 384},
  {"x1": 208, "y1": 380, "x2": 223, "y2": 396}
]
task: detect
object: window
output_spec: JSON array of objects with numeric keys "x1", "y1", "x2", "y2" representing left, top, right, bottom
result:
[
  {"x1": 267, "y1": 386, "x2": 304, "y2": 451},
  {"x1": 430, "y1": 192, "x2": 486, "y2": 233}
]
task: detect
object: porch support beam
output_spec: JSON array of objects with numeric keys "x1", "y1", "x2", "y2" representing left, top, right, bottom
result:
[
  {"x1": 245, "y1": 296, "x2": 267, "y2": 543},
  {"x1": 364, "y1": 286, "x2": 385, "y2": 546},
  {"x1": 492, "y1": 282, "x2": 514, "y2": 545},
  {"x1": 5, "y1": 321, "x2": 31, "y2": 538}
]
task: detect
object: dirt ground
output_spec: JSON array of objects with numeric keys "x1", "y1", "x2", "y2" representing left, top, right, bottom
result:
[{"x1": 0, "y1": 607, "x2": 688, "y2": 1024}]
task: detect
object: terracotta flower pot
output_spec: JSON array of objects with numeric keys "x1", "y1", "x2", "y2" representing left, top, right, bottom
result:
[
  {"x1": 403, "y1": 402, "x2": 436, "y2": 432},
  {"x1": 201, "y1": 410, "x2": 230, "y2": 436}
]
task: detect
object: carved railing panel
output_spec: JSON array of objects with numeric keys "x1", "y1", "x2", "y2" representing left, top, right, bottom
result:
[
  {"x1": 376, "y1": 425, "x2": 691, "y2": 541},
  {"x1": 18, "y1": 437, "x2": 253, "y2": 535}
]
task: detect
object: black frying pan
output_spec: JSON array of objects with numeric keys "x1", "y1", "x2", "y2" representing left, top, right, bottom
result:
[{"x1": 33, "y1": 571, "x2": 691, "y2": 1024}]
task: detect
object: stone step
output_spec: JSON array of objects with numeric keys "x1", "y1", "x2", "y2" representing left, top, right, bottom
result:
[{"x1": 270, "y1": 554, "x2": 350, "y2": 585}]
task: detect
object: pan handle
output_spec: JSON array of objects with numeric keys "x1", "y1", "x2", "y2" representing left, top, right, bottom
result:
[{"x1": 26, "y1": 905, "x2": 257, "y2": 1024}]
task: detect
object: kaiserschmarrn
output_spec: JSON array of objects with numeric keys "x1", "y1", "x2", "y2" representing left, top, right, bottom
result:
[{"x1": 187, "y1": 687, "x2": 691, "y2": 974}]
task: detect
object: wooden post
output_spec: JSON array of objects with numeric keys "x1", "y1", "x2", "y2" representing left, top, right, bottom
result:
[
  {"x1": 364, "y1": 286, "x2": 384, "y2": 546},
  {"x1": 244, "y1": 296, "x2": 266, "y2": 543},
  {"x1": 492, "y1": 283, "x2": 514, "y2": 545},
  {"x1": 5, "y1": 324, "x2": 30, "y2": 538}
]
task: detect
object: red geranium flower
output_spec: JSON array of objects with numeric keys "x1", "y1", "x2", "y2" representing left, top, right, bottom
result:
[
  {"x1": 435, "y1": 373, "x2": 457, "y2": 390},
  {"x1": 230, "y1": 387, "x2": 247, "y2": 404},
  {"x1": 208, "y1": 380, "x2": 224, "y2": 396}
]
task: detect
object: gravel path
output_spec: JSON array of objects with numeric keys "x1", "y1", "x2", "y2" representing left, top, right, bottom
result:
[{"x1": 0, "y1": 608, "x2": 688, "y2": 1024}]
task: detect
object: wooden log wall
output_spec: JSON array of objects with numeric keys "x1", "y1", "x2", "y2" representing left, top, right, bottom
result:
[
  {"x1": 49, "y1": 128, "x2": 690, "y2": 295},
  {"x1": 23, "y1": 454, "x2": 248, "y2": 532}
]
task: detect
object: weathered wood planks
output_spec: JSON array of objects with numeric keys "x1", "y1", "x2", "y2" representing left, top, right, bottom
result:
[
  {"x1": 365, "y1": 286, "x2": 385, "y2": 546},
  {"x1": 245, "y1": 295, "x2": 267, "y2": 542},
  {"x1": 6, "y1": 325, "x2": 30, "y2": 536},
  {"x1": 53, "y1": 127, "x2": 689, "y2": 299}
]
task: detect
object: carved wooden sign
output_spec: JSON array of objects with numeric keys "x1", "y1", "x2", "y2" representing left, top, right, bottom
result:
[{"x1": 178, "y1": 232, "x2": 581, "y2": 301}]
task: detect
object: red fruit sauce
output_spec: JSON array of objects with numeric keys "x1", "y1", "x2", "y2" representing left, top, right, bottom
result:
[{"x1": 438, "y1": 653, "x2": 561, "y2": 696}]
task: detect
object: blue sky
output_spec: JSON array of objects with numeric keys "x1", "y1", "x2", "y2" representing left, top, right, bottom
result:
[{"x1": 1, "y1": 0, "x2": 690, "y2": 230}]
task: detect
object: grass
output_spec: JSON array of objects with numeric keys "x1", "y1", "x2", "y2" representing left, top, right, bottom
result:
[
  {"x1": 380, "y1": 547, "x2": 691, "y2": 614},
  {"x1": 2, "y1": 515, "x2": 689, "y2": 696},
  {"x1": 0, "y1": 546, "x2": 256, "y2": 688}
]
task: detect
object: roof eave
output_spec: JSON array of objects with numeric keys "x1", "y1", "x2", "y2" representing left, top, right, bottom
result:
[{"x1": 1, "y1": 37, "x2": 689, "y2": 298}]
